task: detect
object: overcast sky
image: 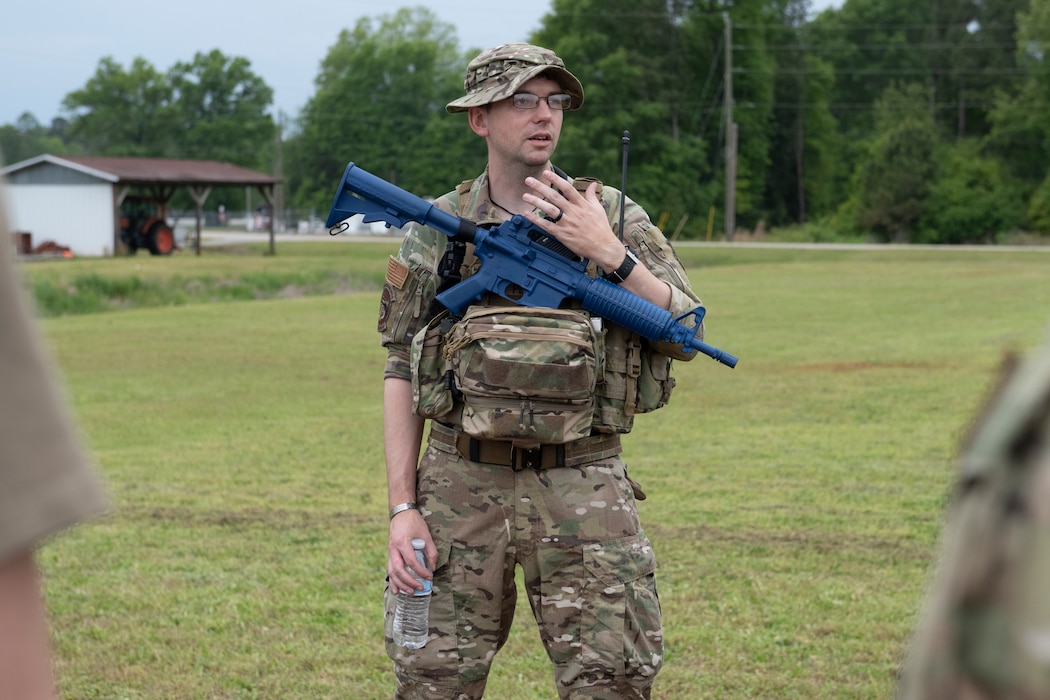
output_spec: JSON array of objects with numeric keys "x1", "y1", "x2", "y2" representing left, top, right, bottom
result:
[{"x1": 1, "y1": 0, "x2": 842, "y2": 128}]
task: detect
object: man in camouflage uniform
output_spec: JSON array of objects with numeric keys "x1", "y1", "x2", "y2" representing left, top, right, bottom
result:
[
  {"x1": 897, "y1": 332, "x2": 1050, "y2": 699},
  {"x1": 379, "y1": 43, "x2": 706, "y2": 700}
]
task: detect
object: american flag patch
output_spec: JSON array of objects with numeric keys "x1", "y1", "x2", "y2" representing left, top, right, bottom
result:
[{"x1": 386, "y1": 256, "x2": 410, "y2": 289}]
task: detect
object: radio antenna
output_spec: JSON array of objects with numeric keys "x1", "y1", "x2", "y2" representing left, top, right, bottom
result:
[{"x1": 618, "y1": 130, "x2": 630, "y2": 242}]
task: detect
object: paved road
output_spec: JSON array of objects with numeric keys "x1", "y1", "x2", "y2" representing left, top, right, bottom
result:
[
  {"x1": 198, "y1": 228, "x2": 1050, "y2": 253},
  {"x1": 199, "y1": 229, "x2": 403, "y2": 246}
]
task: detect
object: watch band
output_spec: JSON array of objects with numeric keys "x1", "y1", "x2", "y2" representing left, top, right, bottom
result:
[{"x1": 602, "y1": 246, "x2": 639, "y2": 284}]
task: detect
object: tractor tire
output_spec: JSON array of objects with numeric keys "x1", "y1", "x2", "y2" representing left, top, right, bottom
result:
[{"x1": 144, "y1": 219, "x2": 175, "y2": 255}]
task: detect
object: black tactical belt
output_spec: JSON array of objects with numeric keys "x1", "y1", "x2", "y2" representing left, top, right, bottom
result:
[{"x1": 429, "y1": 422, "x2": 622, "y2": 471}]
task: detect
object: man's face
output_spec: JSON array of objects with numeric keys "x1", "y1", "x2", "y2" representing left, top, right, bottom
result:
[{"x1": 472, "y1": 75, "x2": 565, "y2": 168}]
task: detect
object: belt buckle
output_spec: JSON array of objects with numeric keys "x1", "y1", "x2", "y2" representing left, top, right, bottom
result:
[{"x1": 512, "y1": 445, "x2": 542, "y2": 471}]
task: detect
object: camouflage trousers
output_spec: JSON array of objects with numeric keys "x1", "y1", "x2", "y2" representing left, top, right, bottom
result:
[{"x1": 385, "y1": 427, "x2": 664, "y2": 699}]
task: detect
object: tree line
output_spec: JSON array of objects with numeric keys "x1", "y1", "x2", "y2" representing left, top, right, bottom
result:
[{"x1": 3, "y1": 0, "x2": 1048, "y2": 244}]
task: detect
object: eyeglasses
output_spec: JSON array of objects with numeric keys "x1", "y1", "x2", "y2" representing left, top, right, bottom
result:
[{"x1": 510, "y1": 93, "x2": 573, "y2": 110}]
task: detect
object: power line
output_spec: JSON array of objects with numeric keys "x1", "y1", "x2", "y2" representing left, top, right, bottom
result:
[
  {"x1": 733, "y1": 22, "x2": 1032, "y2": 30},
  {"x1": 740, "y1": 42, "x2": 1020, "y2": 51},
  {"x1": 692, "y1": 31, "x2": 725, "y2": 140},
  {"x1": 738, "y1": 101, "x2": 1006, "y2": 110},
  {"x1": 736, "y1": 66, "x2": 1047, "y2": 76},
  {"x1": 696, "y1": 79, "x2": 725, "y2": 143}
]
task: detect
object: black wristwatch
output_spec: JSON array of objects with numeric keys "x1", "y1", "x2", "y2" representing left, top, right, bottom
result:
[{"x1": 602, "y1": 246, "x2": 640, "y2": 284}]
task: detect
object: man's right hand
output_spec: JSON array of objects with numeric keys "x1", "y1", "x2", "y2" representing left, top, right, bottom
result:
[
  {"x1": 388, "y1": 510, "x2": 436, "y2": 595},
  {"x1": 383, "y1": 377, "x2": 432, "y2": 595}
]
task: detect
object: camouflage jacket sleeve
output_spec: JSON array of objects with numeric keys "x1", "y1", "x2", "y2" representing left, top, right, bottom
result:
[
  {"x1": 605, "y1": 186, "x2": 705, "y2": 362},
  {"x1": 378, "y1": 197, "x2": 454, "y2": 382}
]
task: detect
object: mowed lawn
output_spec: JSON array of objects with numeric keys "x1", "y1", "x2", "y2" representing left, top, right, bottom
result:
[{"x1": 25, "y1": 241, "x2": 1050, "y2": 699}]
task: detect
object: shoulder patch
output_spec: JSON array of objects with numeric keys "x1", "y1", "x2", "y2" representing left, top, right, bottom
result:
[
  {"x1": 386, "y1": 256, "x2": 410, "y2": 290},
  {"x1": 377, "y1": 285, "x2": 396, "y2": 332}
]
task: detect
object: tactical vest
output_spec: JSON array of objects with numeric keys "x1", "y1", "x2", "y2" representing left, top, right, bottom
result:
[{"x1": 408, "y1": 174, "x2": 676, "y2": 443}]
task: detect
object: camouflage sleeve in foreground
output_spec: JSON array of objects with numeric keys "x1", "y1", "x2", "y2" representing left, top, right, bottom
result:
[{"x1": 897, "y1": 330, "x2": 1050, "y2": 700}]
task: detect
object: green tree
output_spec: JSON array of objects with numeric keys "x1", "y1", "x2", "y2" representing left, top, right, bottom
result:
[
  {"x1": 531, "y1": 0, "x2": 718, "y2": 237},
  {"x1": 806, "y1": 0, "x2": 936, "y2": 209},
  {"x1": 811, "y1": 0, "x2": 1025, "y2": 186},
  {"x1": 809, "y1": 0, "x2": 930, "y2": 138},
  {"x1": 695, "y1": 1, "x2": 779, "y2": 232},
  {"x1": 762, "y1": 0, "x2": 842, "y2": 224},
  {"x1": 923, "y1": 0, "x2": 1026, "y2": 139},
  {"x1": 0, "y1": 113, "x2": 74, "y2": 164},
  {"x1": 987, "y1": 80, "x2": 1048, "y2": 189},
  {"x1": 168, "y1": 50, "x2": 276, "y2": 170},
  {"x1": 987, "y1": 0, "x2": 1050, "y2": 232},
  {"x1": 852, "y1": 82, "x2": 939, "y2": 241},
  {"x1": 918, "y1": 139, "x2": 1023, "y2": 243},
  {"x1": 1025, "y1": 176, "x2": 1050, "y2": 235},
  {"x1": 61, "y1": 57, "x2": 175, "y2": 156},
  {"x1": 290, "y1": 7, "x2": 476, "y2": 212}
]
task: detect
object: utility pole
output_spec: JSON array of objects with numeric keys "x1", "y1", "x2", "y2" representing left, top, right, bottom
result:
[
  {"x1": 723, "y1": 12, "x2": 737, "y2": 242},
  {"x1": 274, "y1": 110, "x2": 285, "y2": 255}
]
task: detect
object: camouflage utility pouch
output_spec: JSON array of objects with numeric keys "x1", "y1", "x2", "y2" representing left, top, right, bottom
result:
[
  {"x1": 444, "y1": 306, "x2": 604, "y2": 444},
  {"x1": 595, "y1": 327, "x2": 676, "y2": 433},
  {"x1": 410, "y1": 311, "x2": 455, "y2": 419},
  {"x1": 636, "y1": 344, "x2": 675, "y2": 412}
]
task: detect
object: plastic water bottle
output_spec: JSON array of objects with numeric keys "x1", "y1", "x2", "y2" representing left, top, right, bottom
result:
[{"x1": 393, "y1": 538, "x2": 431, "y2": 649}]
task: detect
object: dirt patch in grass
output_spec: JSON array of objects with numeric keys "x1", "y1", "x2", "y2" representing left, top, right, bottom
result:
[
  {"x1": 792, "y1": 362, "x2": 940, "y2": 372},
  {"x1": 133, "y1": 505, "x2": 376, "y2": 529},
  {"x1": 651, "y1": 521, "x2": 932, "y2": 562}
]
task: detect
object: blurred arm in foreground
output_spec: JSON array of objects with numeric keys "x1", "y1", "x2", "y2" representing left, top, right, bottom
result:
[
  {"x1": 0, "y1": 166, "x2": 109, "y2": 699},
  {"x1": 898, "y1": 328, "x2": 1050, "y2": 699}
]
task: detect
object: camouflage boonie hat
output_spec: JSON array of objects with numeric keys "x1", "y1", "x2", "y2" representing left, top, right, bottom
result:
[{"x1": 446, "y1": 43, "x2": 584, "y2": 113}]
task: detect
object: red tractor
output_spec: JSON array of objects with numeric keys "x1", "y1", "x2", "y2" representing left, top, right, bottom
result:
[{"x1": 120, "y1": 196, "x2": 176, "y2": 255}]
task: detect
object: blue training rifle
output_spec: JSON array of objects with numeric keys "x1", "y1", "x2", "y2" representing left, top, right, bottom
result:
[{"x1": 326, "y1": 162, "x2": 738, "y2": 368}]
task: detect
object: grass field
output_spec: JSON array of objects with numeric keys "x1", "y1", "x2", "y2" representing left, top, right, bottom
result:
[{"x1": 22, "y1": 240, "x2": 1050, "y2": 698}]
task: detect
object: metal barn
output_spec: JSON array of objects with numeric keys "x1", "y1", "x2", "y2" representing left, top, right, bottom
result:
[{"x1": 1, "y1": 155, "x2": 281, "y2": 256}]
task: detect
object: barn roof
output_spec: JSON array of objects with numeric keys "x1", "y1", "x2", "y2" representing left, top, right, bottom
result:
[{"x1": 1, "y1": 154, "x2": 280, "y2": 187}]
